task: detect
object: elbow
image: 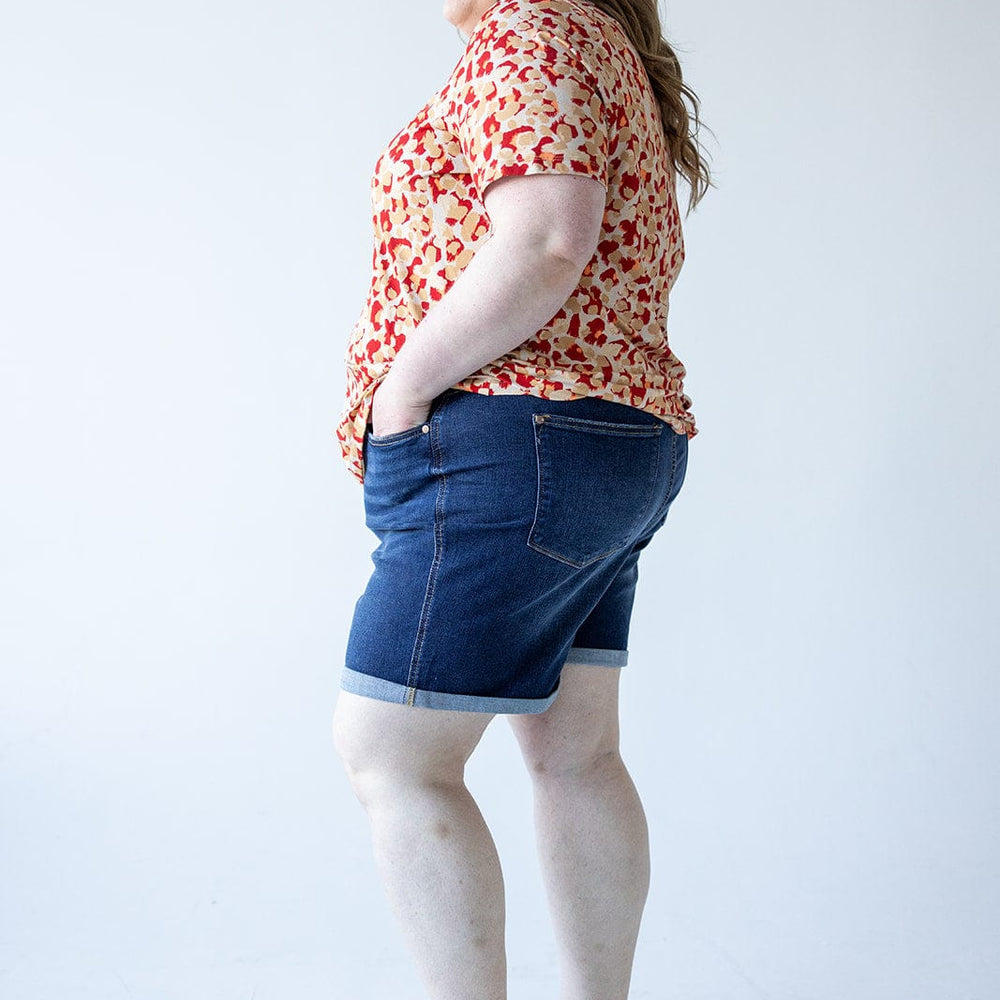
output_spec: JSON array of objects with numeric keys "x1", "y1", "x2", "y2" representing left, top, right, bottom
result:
[
  {"x1": 528, "y1": 237, "x2": 596, "y2": 290},
  {"x1": 527, "y1": 249, "x2": 588, "y2": 300},
  {"x1": 536, "y1": 223, "x2": 600, "y2": 277}
]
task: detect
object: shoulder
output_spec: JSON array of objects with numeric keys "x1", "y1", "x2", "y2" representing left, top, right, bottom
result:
[
  {"x1": 458, "y1": 0, "x2": 631, "y2": 88},
  {"x1": 471, "y1": 0, "x2": 618, "y2": 42}
]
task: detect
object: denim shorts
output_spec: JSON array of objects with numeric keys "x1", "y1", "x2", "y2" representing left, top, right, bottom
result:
[{"x1": 341, "y1": 387, "x2": 689, "y2": 714}]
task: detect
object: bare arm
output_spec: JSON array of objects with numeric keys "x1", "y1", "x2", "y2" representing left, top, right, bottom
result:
[{"x1": 370, "y1": 172, "x2": 607, "y2": 435}]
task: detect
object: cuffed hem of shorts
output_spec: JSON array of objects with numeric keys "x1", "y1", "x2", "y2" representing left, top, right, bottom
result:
[
  {"x1": 340, "y1": 667, "x2": 559, "y2": 715},
  {"x1": 563, "y1": 646, "x2": 629, "y2": 667}
]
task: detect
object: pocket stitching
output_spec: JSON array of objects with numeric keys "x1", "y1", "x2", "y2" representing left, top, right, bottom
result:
[
  {"x1": 526, "y1": 415, "x2": 661, "y2": 568},
  {"x1": 539, "y1": 413, "x2": 664, "y2": 437},
  {"x1": 368, "y1": 424, "x2": 427, "y2": 446},
  {"x1": 645, "y1": 431, "x2": 686, "y2": 526}
]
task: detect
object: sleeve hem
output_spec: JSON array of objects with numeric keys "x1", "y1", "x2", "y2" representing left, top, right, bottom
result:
[{"x1": 476, "y1": 160, "x2": 609, "y2": 200}]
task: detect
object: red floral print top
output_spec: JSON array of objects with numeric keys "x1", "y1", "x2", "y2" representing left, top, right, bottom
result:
[{"x1": 335, "y1": 0, "x2": 697, "y2": 485}]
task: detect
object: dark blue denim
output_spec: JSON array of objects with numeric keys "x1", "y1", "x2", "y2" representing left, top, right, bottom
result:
[{"x1": 341, "y1": 387, "x2": 688, "y2": 714}]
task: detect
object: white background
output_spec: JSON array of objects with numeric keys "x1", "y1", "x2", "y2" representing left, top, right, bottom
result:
[{"x1": 2, "y1": 1, "x2": 998, "y2": 997}]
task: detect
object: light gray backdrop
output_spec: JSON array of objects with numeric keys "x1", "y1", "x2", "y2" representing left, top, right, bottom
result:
[{"x1": 2, "y1": 1, "x2": 997, "y2": 998}]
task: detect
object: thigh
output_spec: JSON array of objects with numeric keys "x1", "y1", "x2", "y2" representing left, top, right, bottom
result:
[{"x1": 332, "y1": 689, "x2": 495, "y2": 780}]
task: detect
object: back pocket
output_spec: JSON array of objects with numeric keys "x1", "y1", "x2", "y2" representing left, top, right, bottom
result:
[{"x1": 527, "y1": 412, "x2": 662, "y2": 568}]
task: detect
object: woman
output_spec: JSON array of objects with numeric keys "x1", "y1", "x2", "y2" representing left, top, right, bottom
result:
[{"x1": 332, "y1": 1, "x2": 713, "y2": 997}]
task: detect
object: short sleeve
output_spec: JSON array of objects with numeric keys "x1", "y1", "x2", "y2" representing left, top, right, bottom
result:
[{"x1": 455, "y1": 27, "x2": 609, "y2": 198}]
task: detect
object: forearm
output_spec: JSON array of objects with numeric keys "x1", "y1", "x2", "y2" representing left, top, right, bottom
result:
[{"x1": 379, "y1": 232, "x2": 586, "y2": 402}]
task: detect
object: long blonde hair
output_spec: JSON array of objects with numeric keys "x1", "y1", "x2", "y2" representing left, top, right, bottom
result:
[{"x1": 584, "y1": 0, "x2": 715, "y2": 216}]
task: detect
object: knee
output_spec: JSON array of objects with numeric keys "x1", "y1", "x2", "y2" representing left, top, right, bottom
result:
[
  {"x1": 331, "y1": 700, "x2": 387, "y2": 807},
  {"x1": 331, "y1": 709, "x2": 365, "y2": 798},
  {"x1": 333, "y1": 726, "x2": 398, "y2": 814},
  {"x1": 535, "y1": 748, "x2": 623, "y2": 783},
  {"x1": 520, "y1": 731, "x2": 623, "y2": 782},
  {"x1": 331, "y1": 698, "x2": 466, "y2": 808}
]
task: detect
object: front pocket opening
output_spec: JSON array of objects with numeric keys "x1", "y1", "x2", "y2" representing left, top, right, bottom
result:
[{"x1": 368, "y1": 423, "x2": 430, "y2": 446}]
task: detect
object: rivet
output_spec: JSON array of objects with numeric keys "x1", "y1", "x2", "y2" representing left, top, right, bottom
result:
[{"x1": 421, "y1": 424, "x2": 430, "y2": 433}]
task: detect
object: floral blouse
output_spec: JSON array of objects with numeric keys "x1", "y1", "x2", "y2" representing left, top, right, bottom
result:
[{"x1": 335, "y1": 0, "x2": 697, "y2": 485}]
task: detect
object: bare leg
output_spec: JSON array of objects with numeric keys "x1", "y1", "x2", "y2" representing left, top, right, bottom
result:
[
  {"x1": 507, "y1": 663, "x2": 650, "y2": 1000},
  {"x1": 333, "y1": 691, "x2": 505, "y2": 1000}
]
